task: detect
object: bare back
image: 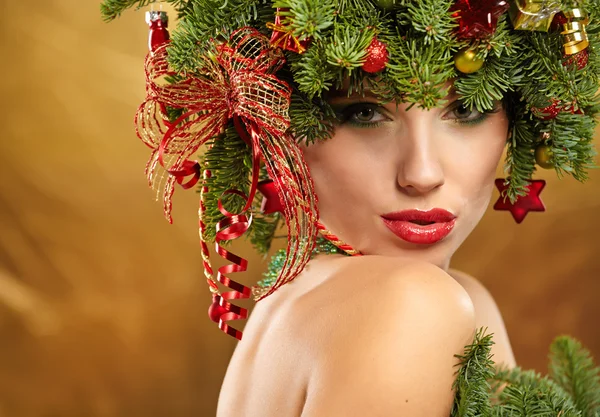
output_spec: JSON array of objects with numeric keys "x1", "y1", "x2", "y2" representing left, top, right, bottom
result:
[{"x1": 217, "y1": 255, "x2": 476, "y2": 417}]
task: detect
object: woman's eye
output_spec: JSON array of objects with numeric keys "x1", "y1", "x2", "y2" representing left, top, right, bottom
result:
[
  {"x1": 448, "y1": 102, "x2": 482, "y2": 121},
  {"x1": 442, "y1": 100, "x2": 502, "y2": 126},
  {"x1": 337, "y1": 103, "x2": 388, "y2": 126}
]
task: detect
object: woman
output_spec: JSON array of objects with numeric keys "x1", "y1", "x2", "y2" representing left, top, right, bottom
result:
[
  {"x1": 101, "y1": 0, "x2": 600, "y2": 415},
  {"x1": 217, "y1": 86, "x2": 517, "y2": 416}
]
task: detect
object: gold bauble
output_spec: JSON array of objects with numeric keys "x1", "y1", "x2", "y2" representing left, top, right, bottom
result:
[
  {"x1": 454, "y1": 48, "x2": 485, "y2": 74},
  {"x1": 535, "y1": 144, "x2": 554, "y2": 169}
]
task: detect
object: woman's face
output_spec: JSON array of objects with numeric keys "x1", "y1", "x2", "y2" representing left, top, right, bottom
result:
[{"x1": 300, "y1": 87, "x2": 509, "y2": 270}]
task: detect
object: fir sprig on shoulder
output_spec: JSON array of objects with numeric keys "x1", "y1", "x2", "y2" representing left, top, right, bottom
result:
[{"x1": 451, "y1": 327, "x2": 495, "y2": 417}]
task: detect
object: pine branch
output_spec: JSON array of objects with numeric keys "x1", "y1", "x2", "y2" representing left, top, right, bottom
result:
[
  {"x1": 100, "y1": 0, "x2": 191, "y2": 21},
  {"x1": 249, "y1": 213, "x2": 281, "y2": 255},
  {"x1": 500, "y1": 95, "x2": 537, "y2": 203},
  {"x1": 454, "y1": 54, "x2": 518, "y2": 113},
  {"x1": 384, "y1": 31, "x2": 455, "y2": 108},
  {"x1": 548, "y1": 336, "x2": 600, "y2": 417},
  {"x1": 166, "y1": 0, "x2": 271, "y2": 72},
  {"x1": 491, "y1": 367, "x2": 581, "y2": 416},
  {"x1": 199, "y1": 124, "x2": 252, "y2": 243},
  {"x1": 100, "y1": 0, "x2": 156, "y2": 21},
  {"x1": 325, "y1": 24, "x2": 373, "y2": 70},
  {"x1": 397, "y1": 0, "x2": 456, "y2": 45},
  {"x1": 451, "y1": 327, "x2": 495, "y2": 417},
  {"x1": 274, "y1": 0, "x2": 336, "y2": 41},
  {"x1": 288, "y1": 92, "x2": 336, "y2": 144},
  {"x1": 290, "y1": 40, "x2": 337, "y2": 99}
]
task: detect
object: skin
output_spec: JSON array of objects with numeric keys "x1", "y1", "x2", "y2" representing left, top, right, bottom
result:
[
  {"x1": 301, "y1": 88, "x2": 508, "y2": 270},
  {"x1": 300, "y1": 86, "x2": 517, "y2": 366}
]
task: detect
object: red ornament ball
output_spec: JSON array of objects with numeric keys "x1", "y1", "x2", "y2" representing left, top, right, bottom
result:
[
  {"x1": 532, "y1": 98, "x2": 585, "y2": 120},
  {"x1": 563, "y1": 48, "x2": 589, "y2": 70},
  {"x1": 208, "y1": 294, "x2": 229, "y2": 323},
  {"x1": 532, "y1": 99, "x2": 562, "y2": 120},
  {"x1": 362, "y1": 38, "x2": 389, "y2": 73}
]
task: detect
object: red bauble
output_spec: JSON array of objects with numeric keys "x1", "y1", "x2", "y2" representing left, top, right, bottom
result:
[
  {"x1": 493, "y1": 179, "x2": 546, "y2": 224},
  {"x1": 450, "y1": 0, "x2": 510, "y2": 39},
  {"x1": 257, "y1": 179, "x2": 284, "y2": 214},
  {"x1": 208, "y1": 294, "x2": 229, "y2": 323},
  {"x1": 532, "y1": 98, "x2": 584, "y2": 120},
  {"x1": 563, "y1": 48, "x2": 589, "y2": 70},
  {"x1": 362, "y1": 38, "x2": 389, "y2": 73},
  {"x1": 533, "y1": 99, "x2": 562, "y2": 120}
]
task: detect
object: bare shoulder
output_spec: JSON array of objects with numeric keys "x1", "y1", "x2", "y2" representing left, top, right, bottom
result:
[
  {"x1": 296, "y1": 256, "x2": 477, "y2": 417},
  {"x1": 449, "y1": 269, "x2": 517, "y2": 369}
]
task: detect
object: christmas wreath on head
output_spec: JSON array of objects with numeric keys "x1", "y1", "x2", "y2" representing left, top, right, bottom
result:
[{"x1": 101, "y1": 0, "x2": 600, "y2": 339}]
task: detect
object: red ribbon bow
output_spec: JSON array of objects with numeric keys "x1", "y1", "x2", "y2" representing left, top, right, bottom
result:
[{"x1": 134, "y1": 27, "x2": 319, "y2": 339}]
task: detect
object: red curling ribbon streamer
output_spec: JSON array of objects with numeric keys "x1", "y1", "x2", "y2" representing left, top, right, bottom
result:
[
  {"x1": 199, "y1": 169, "x2": 215, "y2": 290},
  {"x1": 136, "y1": 26, "x2": 320, "y2": 338},
  {"x1": 211, "y1": 213, "x2": 253, "y2": 340}
]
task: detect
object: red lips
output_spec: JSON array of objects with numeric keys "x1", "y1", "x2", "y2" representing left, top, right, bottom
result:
[{"x1": 381, "y1": 209, "x2": 457, "y2": 245}]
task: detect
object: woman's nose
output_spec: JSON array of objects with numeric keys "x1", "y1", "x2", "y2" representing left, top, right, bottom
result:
[{"x1": 396, "y1": 122, "x2": 445, "y2": 195}]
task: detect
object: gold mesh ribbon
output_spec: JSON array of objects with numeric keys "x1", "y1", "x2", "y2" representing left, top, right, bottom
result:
[{"x1": 134, "y1": 28, "x2": 320, "y2": 334}]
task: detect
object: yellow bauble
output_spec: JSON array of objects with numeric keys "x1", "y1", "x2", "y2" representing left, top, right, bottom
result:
[
  {"x1": 454, "y1": 48, "x2": 485, "y2": 74},
  {"x1": 535, "y1": 144, "x2": 554, "y2": 169}
]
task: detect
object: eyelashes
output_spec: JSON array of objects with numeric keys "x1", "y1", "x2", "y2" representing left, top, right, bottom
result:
[
  {"x1": 332, "y1": 100, "x2": 503, "y2": 129},
  {"x1": 334, "y1": 102, "x2": 388, "y2": 127}
]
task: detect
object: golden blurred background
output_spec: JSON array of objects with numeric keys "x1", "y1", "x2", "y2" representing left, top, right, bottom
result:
[{"x1": 0, "y1": 1, "x2": 598, "y2": 416}]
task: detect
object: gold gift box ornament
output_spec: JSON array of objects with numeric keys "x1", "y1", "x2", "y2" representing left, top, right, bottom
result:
[
  {"x1": 509, "y1": 1, "x2": 589, "y2": 55},
  {"x1": 509, "y1": 0, "x2": 562, "y2": 31}
]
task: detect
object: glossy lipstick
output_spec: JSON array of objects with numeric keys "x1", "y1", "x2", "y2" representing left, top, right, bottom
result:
[{"x1": 381, "y1": 209, "x2": 456, "y2": 245}]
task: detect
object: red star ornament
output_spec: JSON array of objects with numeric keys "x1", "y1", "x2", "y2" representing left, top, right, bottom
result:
[
  {"x1": 257, "y1": 179, "x2": 284, "y2": 214},
  {"x1": 450, "y1": 0, "x2": 510, "y2": 39},
  {"x1": 494, "y1": 179, "x2": 546, "y2": 224},
  {"x1": 267, "y1": 9, "x2": 311, "y2": 54}
]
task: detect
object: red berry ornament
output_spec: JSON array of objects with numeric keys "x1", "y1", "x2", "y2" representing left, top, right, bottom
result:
[
  {"x1": 563, "y1": 48, "x2": 589, "y2": 70},
  {"x1": 533, "y1": 99, "x2": 562, "y2": 120},
  {"x1": 532, "y1": 98, "x2": 584, "y2": 120},
  {"x1": 362, "y1": 38, "x2": 389, "y2": 73}
]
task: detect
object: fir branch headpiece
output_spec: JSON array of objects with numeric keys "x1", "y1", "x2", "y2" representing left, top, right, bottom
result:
[{"x1": 102, "y1": 0, "x2": 600, "y2": 338}]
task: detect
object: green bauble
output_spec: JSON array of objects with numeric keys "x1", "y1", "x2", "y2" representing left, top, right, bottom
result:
[{"x1": 376, "y1": 0, "x2": 398, "y2": 10}]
